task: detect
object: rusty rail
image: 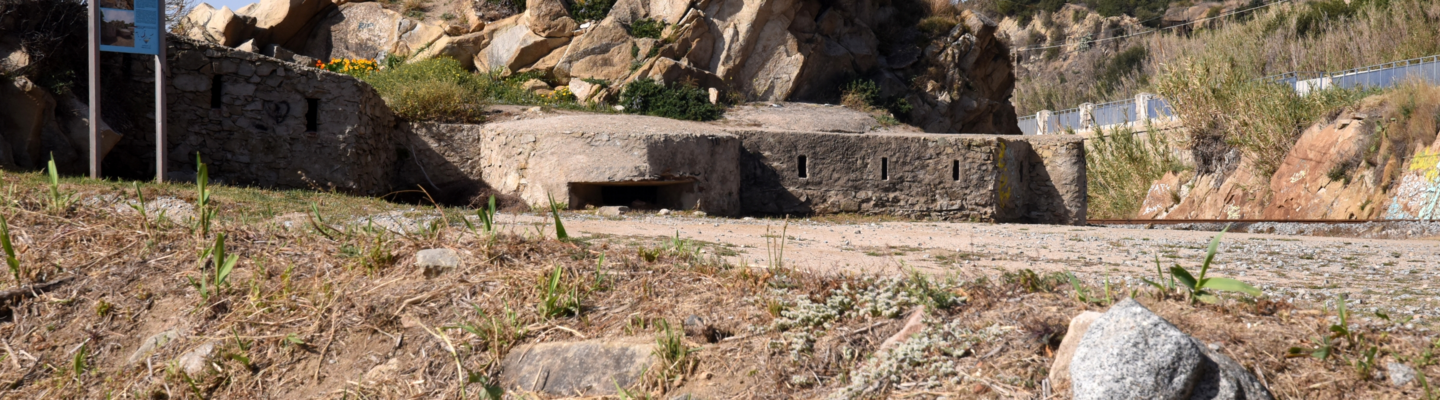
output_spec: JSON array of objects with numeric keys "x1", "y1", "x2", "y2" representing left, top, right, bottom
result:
[{"x1": 1090, "y1": 219, "x2": 1439, "y2": 225}]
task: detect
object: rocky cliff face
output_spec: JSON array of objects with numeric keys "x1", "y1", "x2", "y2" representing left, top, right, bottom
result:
[
  {"x1": 178, "y1": 0, "x2": 1021, "y2": 134},
  {"x1": 1140, "y1": 108, "x2": 1440, "y2": 221}
]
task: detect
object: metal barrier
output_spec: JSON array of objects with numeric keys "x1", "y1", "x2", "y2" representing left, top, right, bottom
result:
[{"x1": 1021, "y1": 54, "x2": 1440, "y2": 135}]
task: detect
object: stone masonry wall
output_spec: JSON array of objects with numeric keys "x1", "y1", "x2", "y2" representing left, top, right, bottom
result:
[
  {"x1": 731, "y1": 129, "x2": 1086, "y2": 224},
  {"x1": 114, "y1": 37, "x2": 398, "y2": 194}
]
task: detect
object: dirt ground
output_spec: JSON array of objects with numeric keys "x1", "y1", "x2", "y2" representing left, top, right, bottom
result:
[
  {"x1": 0, "y1": 173, "x2": 1437, "y2": 399},
  {"x1": 501, "y1": 211, "x2": 1440, "y2": 324}
]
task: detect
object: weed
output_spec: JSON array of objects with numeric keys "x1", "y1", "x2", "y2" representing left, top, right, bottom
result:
[
  {"x1": 627, "y1": 18, "x2": 667, "y2": 39},
  {"x1": 308, "y1": 203, "x2": 338, "y2": 239},
  {"x1": 619, "y1": 78, "x2": 723, "y2": 121},
  {"x1": 1144, "y1": 227, "x2": 1261, "y2": 303},
  {"x1": 651, "y1": 319, "x2": 697, "y2": 389},
  {"x1": 1288, "y1": 294, "x2": 1383, "y2": 380},
  {"x1": 128, "y1": 182, "x2": 152, "y2": 232},
  {"x1": 194, "y1": 154, "x2": 218, "y2": 237},
  {"x1": 905, "y1": 269, "x2": 961, "y2": 310},
  {"x1": 0, "y1": 215, "x2": 19, "y2": 285},
  {"x1": 72, "y1": 344, "x2": 88, "y2": 376},
  {"x1": 189, "y1": 232, "x2": 240, "y2": 303},
  {"x1": 536, "y1": 265, "x2": 581, "y2": 319},
  {"x1": 547, "y1": 194, "x2": 568, "y2": 241},
  {"x1": 44, "y1": 155, "x2": 73, "y2": 214},
  {"x1": 95, "y1": 300, "x2": 113, "y2": 317},
  {"x1": 765, "y1": 218, "x2": 788, "y2": 270}
]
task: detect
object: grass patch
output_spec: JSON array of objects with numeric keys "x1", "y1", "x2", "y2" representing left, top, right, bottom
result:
[
  {"x1": 362, "y1": 57, "x2": 489, "y2": 123},
  {"x1": 1085, "y1": 125, "x2": 1185, "y2": 219},
  {"x1": 567, "y1": 0, "x2": 615, "y2": 22},
  {"x1": 627, "y1": 18, "x2": 667, "y2": 39}
]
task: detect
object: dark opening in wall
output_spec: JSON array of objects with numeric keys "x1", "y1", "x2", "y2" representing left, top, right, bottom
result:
[
  {"x1": 881, "y1": 157, "x2": 889, "y2": 180},
  {"x1": 797, "y1": 155, "x2": 808, "y2": 178},
  {"x1": 210, "y1": 75, "x2": 223, "y2": 109},
  {"x1": 306, "y1": 98, "x2": 319, "y2": 132},
  {"x1": 569, "y1": 180, "x2": 697, "y2": 210},
  {"x1": 952, "y1": 160, "x2": 959, "y2": 181}
]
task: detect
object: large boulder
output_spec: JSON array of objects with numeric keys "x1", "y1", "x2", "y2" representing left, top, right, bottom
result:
[
  {"x1": 904, "y1": 10, "x2": 1019, "y2": 135},
  {"x1": 301, "y1": 2, "x2": 445, "y2": 61},
  {"x1": 474, "y1": 22, "x2": 570, "y2": 74},
  {"x1": 0, "y1": 76, "x2": 53, "y2": 168},
  {"x1": 250, "y1": 0, "x2": 338, "y2": 50},
  {"x1": 204, "y1": 6, "x2": 258, "y2": 47},
  {"x1": 552, "y1": 20, "x2": 635, "y2": 82},
  {"x1": 524, "y1": 0, "x2": 578, "y2": 38},
  {"x1": 1070, "y1": 299, "x2": 1272, "y2": 400}
]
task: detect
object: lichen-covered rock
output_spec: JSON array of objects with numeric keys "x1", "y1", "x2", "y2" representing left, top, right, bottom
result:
[{"x1": 1071, "y1": 299, "x2": 1272, "y2": 400}]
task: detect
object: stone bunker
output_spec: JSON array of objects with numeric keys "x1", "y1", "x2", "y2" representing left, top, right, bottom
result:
[{"x1": 92, "y1": 37, "x2": 1087, "y2": 224}]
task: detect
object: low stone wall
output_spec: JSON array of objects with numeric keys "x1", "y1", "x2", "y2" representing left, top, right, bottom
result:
[
  {"x1": 113, "y1": 37, "x2": 398, "y2": 194},
  {"x1": 731, "y1": 129, "x2": 1086, "y2": 224}
]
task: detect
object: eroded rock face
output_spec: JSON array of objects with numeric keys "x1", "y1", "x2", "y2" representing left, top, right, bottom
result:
[{"x1": 1070, "y1": 299, "x2": 1272, "y2": 400}]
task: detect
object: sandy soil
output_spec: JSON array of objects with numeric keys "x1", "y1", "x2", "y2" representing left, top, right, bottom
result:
[{"x1": 497, "y1": 211, "x2": 1440, "y2": 322}]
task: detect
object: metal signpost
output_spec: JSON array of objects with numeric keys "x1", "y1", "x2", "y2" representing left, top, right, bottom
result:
[{"x1": 89, "y1": 0, "x2": 166, "y2": 181}]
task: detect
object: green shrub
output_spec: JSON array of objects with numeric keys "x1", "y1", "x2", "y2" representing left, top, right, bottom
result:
[
  {"x1": 362, "y1": 57, "x2": 487, "y2": 123},
  {"x1": 618, "y1": 78, "x2": 723, "y2": 121},
  {"x1": 627, "y1": 18, "x2": 667, "y2": 39},
  {"x1": 568, "y1": 0, "x2": 616, "y2": 22},
  {"x1": 916, "y1": 16, "x2": 958, "y2": 37}
]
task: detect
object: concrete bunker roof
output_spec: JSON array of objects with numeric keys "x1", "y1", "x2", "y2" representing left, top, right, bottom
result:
[{"x1": 481, "y1": 114, "x2": 736, "y2": 138}]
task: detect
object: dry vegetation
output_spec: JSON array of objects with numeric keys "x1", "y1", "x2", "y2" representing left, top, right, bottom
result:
[{"x1": 0, "y1": 171, "x2": 1434, "y2": 399}]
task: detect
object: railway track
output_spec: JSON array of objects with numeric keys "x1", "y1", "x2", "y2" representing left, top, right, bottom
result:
[{"x1": 1090, "y1": 219, "x2": 1439, "y2": 225}]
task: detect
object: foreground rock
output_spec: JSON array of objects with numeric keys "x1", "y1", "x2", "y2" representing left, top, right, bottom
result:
[
  {"x1": 1070, "y1": 299, "x2": 1272, "y2": 400},
  {"x1": 498, "y1": 338, "x2": 655, "y2": 396}
]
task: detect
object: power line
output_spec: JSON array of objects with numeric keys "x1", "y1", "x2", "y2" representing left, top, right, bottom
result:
[{"x1": 1009, "y1": 0, "x2": 1291, "y2": 54}]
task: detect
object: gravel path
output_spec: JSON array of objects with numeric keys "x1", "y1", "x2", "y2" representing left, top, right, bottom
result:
[{"x1": 493, "y1": 211, "x2": 1440, "y2": 325}]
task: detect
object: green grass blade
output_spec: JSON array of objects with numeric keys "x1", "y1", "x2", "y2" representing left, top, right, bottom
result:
[
  {"x1": 547, "y1": 194, "x2": 567, "y2": 240},
  {"x1": 1199, "y1": 225, "x2": 1230, "y2": 280},
  {"x1": 1169, "y1": 266, "x2": 1199, "y2": 290},
  {"x1": 1198, "y1": 277, "x2": 1262, "y2": 296},
  {"x1": 0, "y1": 215, "x2": 20, "y2": 283}
]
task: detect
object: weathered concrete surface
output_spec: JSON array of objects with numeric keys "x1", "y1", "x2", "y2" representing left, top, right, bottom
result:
[
  {"x1": 405, "y1": 115, "x2": 743, "y2": 215},
  {"x1": 499, "y1": 338, "x2": 655, "y2": 396},
  {"x1": 728, "y1": 128, "x2": 1085, "y2": 224}
]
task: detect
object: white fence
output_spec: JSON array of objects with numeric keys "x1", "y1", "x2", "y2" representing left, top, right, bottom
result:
[{"x1": 1018, "y1": 54, "x2": 1440, "y2": 135}]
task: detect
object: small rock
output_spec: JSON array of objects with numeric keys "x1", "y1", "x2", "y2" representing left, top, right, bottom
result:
[
  {"x1": 176, "y1": 341, "x2": 218, "y2": 375},
  {"x1": 598, "y1": 206, "x2": 629, "y2": 216},
  {"x1": 1048, "y1": 311, "x2": 1102, "y2": 389},
  {"x1": 613, "y1": 105, "x2": 625, "y2": 111},
  {"x1": 694, "y1": 211, "x2": 707, "y2": 217},
  {"x1": 499, "y1": 338, "x2": 655, "y2": 396},
  {"x1": 1388, "y1": 362, "x2": 1416, "y2": 387},
  {"x1": 416, "y1": 248, "x2": 460, "y2": 278},
  {"x1": 658, "y1": 208, "x2": 671, "y2": 216},
  {"x1": 522, "y1": 79, "x2": 550, "y2": 92},
  {"x1": 526, "y1": 106, "x2": 543, "y2": 113},
  {"x1": 128, "y1": 328, "x2": 182, "y2": 365},
  {"x1": 365, "y1": 358, "x2": 402, "y2": 385}
]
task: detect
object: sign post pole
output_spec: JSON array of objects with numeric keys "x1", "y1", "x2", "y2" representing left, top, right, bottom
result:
[
  {"x1": 92, "y1": 0, "x2": 165, "y2": 181},
  {"x1": 88, "y1": 0, "x2": 102, "y2": 178},
  {"x1": 155, "y1": 6, "x2": 166, "y2": 183}
]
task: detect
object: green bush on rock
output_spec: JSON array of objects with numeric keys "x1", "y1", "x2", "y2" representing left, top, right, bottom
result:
[{"x1": 618, "y1": 78, "x2": 723, "y2": 121}]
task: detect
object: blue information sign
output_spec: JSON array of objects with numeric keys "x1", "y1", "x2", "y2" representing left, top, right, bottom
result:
[{"x1": 99, "y1": 0, "x2": 162, "y2": 55}]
